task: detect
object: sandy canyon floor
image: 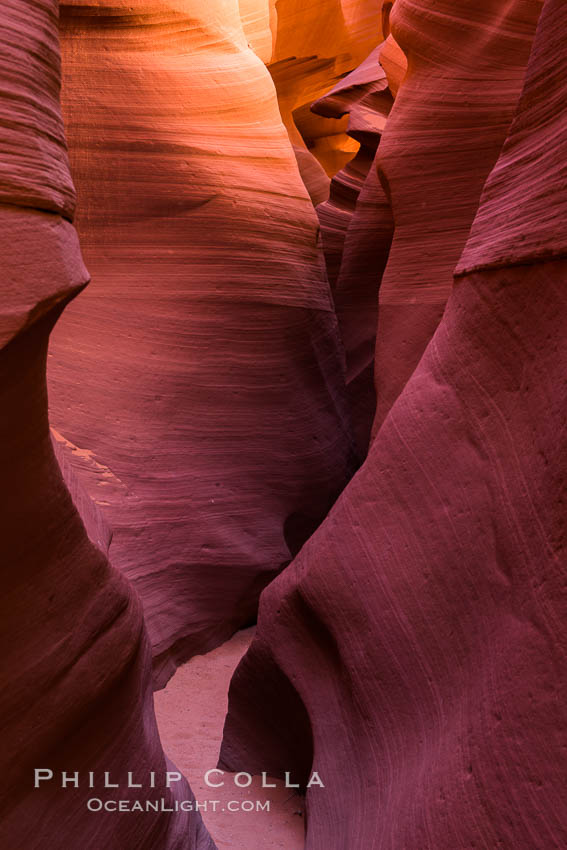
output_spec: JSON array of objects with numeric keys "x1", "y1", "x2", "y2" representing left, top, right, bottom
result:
[{"x1": 154, "y1": 629, "x2": 306, "y2": 849}]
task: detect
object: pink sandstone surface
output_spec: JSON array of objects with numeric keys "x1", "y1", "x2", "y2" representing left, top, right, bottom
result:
[
  {"x1": 154, "y1": 629, "x2": 305, "y2": 849},
  {"x1": 220, "y1": 1, "x2": 567, "y2": 848},
  {"x1": 48, "y1": 0, "x2": 357, "y2": 688},
  {"x1": 0, "y1": 2, "x2": 213, "y2": 848},
  {"x1": 372, "y1": 0, "x2": 543, "y2": 432},
  {"x1": 2, "y1": 0, "x2": 567, "y2": 847}
]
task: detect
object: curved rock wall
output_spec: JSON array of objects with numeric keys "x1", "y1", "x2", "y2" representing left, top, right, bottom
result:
[
  {"x1": 268, "y1": 0, "x2": 385, "y2": 176},
  {"x1": 4, "y1": 1, "x2": 566, "y2": 847},
  {"x1": 332, "y1": 162, "x2": 393, "y2": 454},
  {"x1": 220, "y1": 2, "x2": 567, "y2": 848},
  {"x1": 372, "y1": 0, "x2": 543, "y2": 432},
  {"x1": 0, "y1": 2, "x2": 213, "y2": 848},
  {"x1": 49, "y1": 0, "x2": 356, "y2": 688},
  {"x1": 238, "y1": 0, "x2": 276, "y2": 63},
  {"x1": 312, "y1": 43, "x2": 397, "y2": 453},
  {"x1": 312, "y1": 44, "x2": 392, "y2": 290}
]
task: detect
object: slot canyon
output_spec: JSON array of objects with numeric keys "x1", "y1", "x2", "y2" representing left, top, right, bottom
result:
[{"x1": 0, "y1": 0, "x2": 566, "y2": 848}]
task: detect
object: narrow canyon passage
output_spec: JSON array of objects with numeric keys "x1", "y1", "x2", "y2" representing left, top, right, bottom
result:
[
  {"x1": 154, "y1": 629, "x2": 305, "y2": 849},
  {"x1": 2, "y1": 1, "x2": 566, "y2": 848}
]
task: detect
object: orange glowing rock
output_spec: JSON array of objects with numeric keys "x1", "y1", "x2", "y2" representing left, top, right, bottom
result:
[
  {"x1": 50, "y1": 0, "x2": 356, "y2": 687},
  {"x1": 0, "y1": 2, "x2": 213, "y2": 847}
]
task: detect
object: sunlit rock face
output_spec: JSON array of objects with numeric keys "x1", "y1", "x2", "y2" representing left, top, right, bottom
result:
[
  {"x1": 5, "y1": 0, "x2": 566, "y2": 846},
  {"x1": 268, "y1": 0, "x2": 386, "y2": 177},
  {"x1": 220, "y1": 1, "x2": 567, "y2": 848},
  {"x1": 311, "y1": 42, "x2": 397, "y2": 453},
  {"x1": 238, "y1": 0, "x2": 276, "y2": 63},
  {"x1": 312, "y1": 44, "x2": 393, "y2": 290},
  {"x1": 49, "y1": 0, "x2": 356, "y2": 688},
  {"x1": 0, "y1": 2, "x2": 213, "y2": 848},
  {"x1": 372, "y1": 0, "x2": 543, "y2": 432}
]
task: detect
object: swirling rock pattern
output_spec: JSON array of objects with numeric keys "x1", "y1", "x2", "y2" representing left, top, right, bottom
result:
[
  {"x1": 220, "y1": 1, "x2": 567, "y2": 848},
  {"x1": 238, "y1": 0, "x2": 276, "y2": 63},
  {"x1": 268, "y1": 0, "x2": 385, "y2": 177},
  {"x1": 49, "y1": 0, "x2": 356, "y2": 688},
  {"x1": 456, "y1": 0, "x2": 567, "y2": 274},
  {"x1": 332, "y1": 162, "x2": 393, "y2": 455},
  {"x1": 312, "y1": 44, "x2": 392, "y2": 290},
  {"x1": 312, "y1": 43, "x2": 397, "y2": 453},
  {"x1": 372, "y1": 0, "x2": 543, "y2": 432},
  {"x1": 0, "y1": 2, "x2": 213, "y2": 848}
]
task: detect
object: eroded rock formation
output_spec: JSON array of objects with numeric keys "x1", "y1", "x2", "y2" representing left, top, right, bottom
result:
[
  {"x1": 372, "y1": 0, "x2": 543, "y2": 431},
  {"x1": 268, "y1": 0, "x2": 385, "y2": 178},
  {"x1": 331, "y1": 161, "x2": 393, "y2": 454},
  {"x1": 220, "y1": 1, "x2": 567, "y2": 848},
  {"x1": 4, "y1": 0, "x2": 567, "y2": 846},
  {"x1": 312, "y1": 44, "x2": 393, "y2": 291},
  {"x1": 49, "y1": 0, "x2": 357, "y2": 688},
  {"x1": 311, "y1": 42, "x2": 398, "y2": 452},
  {"x1": 0, "y1": 2, "x2": 213, "y2": 848}
]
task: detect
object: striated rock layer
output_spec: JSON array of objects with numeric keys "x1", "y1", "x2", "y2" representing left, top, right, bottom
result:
[
  {"x1": 238, "y1": 0, "x2": 276, "y2": 64},
  {"x1": 0, "y1": 2, "x2": 213, "y2": 848},
  {"x1": 268, "y1": 0, "x2": 385, "y2": 178},
  {"x1": 331, "y1": 161, "x2": 393, "y2": 455},
  {"x1": 312, "y1": 44, "x2": 393, "y2": 291},
  {"x1": 312, "y1": 42, "x2": 397, "y2": 452},
  {"x1": 372, "y1": 0, "x2": 543, "y2": 432},
  {"x1": 49, "y1": 0, "x2": 356, "y2": 687},
  {"x1": 220, "y1": 1, "x2": 567, "y2": 847}
]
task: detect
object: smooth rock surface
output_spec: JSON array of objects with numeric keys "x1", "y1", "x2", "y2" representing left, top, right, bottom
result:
[
  {"x1": 220, "y1": 2, "x2": 567, "y2": 847},
  {"x1": 49, "y1": 0, "x2": 356, "y2": 688},
  {"x1": 372, "y1": 0, "x2": 543, "y2": 433},
  {"x1": 0, "y1": 3, "x2": 213, "y2": 848}
]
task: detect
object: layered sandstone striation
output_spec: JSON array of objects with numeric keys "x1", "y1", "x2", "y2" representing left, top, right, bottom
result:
[
  {"x1": 372, "y1": 0, "x2": 543, "y2": 432},
  {"x1": 311, "y1": 43, "x2": 397, "y2": 452},
  {"x1": 331, "y1": 162, "x2": 393, "y2": 454},
  {"x1": 312, "y1": 44, "x2": 393, "y2": 291},
  {"x1": 0, "y1": 2, "x2": 213, "y2": 848},
  {"x1": 49, "y1": 0, "x2": 356, "y2": 688},
  {"x1": 5, "y1": 0, "x2": 567, "y2": 847},
  {"x1": 268, "y1": 0, "x2": 385, "y2": 178},
  {"x1": 220, "y1": 1, "x2": 567, "y2": 847},
  {"x1": 238, "y1": 0, "x2": 276, "y2": 63}
]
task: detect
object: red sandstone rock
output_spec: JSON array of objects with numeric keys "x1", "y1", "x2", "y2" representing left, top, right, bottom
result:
[
  {"x1": 332, "y1": 162, "x2": 393, "y2": 455},
  {"x1": 372, "y1": 0, "x2": 543, "y2": 433},
  {"x1": 267, "y1": 0, "x2": 385, "y2": 177},
  {"x1": 379, "y1": 33, "x2": 407, "y2": 97},
  {"x1": 49, "y1": 0, "x2": 356, "y2": 688},
  {"x1": 312, "y1": 45, "x2": 392, "y2": 290},
  {"x1": 0, "y1": 3, "x2": 213, "y2": 847},
  {"x1": 6, "y1": 0, "x2": 567, "y2": 846},
  {"x1": 292, "y1": 144, "x2": 331, "y2": 206},
  {"x1": 220, "y1": 1, "x2": 567, "y2": 847},
  {"x1": 311, "y1": 44, "x2": 396, "y2": 453}
]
